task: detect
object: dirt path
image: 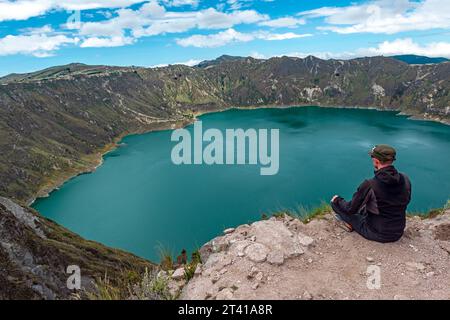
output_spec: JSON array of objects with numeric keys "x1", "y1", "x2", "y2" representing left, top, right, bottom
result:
[{"x1": 179, "y1": 210, "x2": 450, "y2": 300}]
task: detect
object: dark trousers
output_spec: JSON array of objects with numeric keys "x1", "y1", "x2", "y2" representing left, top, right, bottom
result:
[{"x1": 331, "y1": 202, "x2": 388, "y2": 243}]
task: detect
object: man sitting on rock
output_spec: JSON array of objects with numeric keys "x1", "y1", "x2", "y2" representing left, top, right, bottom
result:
[{"x1": 330, "y1": 144, "x2": 411, "y2": 243}]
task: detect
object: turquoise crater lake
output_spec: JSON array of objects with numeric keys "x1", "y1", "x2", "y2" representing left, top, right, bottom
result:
[{"x1": 33, "y1": 107, "x2": 450, "y2": 261}]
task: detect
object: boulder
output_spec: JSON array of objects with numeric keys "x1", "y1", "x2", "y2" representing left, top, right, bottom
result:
[
  {"x1": 245, "y1": 243, "x2": 269, "y2": 263},
  {"x1": 172, "y1": 267, "x2": 185, "y2": 280}
]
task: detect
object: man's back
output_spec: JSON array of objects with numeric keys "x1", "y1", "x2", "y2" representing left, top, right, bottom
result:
[{"x1": 366, "y1": 165, "x2": 411, "y2": 241}]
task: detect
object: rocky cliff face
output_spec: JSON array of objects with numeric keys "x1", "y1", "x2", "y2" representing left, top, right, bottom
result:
[
  {"x1": 180, "y1": 210, "x2": 450, "y2": 300},
  {"x1": 0, "y1": 56, "x2": 449, "y2": 203},
  {"x1": 0, "y1": 197, "x2": 153, "y2": 299}
]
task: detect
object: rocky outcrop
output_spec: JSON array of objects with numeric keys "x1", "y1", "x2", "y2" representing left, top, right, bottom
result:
[
  {"x1": 181, "y1": 210, "x2": 450, "y2": 300},
  {"x1": 0, "y1": 197, "x2": 154, "y2": 299}
]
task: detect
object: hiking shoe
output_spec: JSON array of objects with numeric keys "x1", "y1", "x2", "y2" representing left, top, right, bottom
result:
[{"x1": 333, "y1": 214, "x2": 354, "y2": 232}]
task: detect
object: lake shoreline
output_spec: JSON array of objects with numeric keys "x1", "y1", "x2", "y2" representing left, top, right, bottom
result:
[
  {"x1": 29, "y1": 103, "x2": 449, "y2": 207},
  {"x1": 27, "y1": 118, "x2": 192, "y2": 206}
]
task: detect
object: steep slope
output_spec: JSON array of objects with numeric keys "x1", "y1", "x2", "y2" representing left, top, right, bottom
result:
[
  {"x1": 0, "y1": 56, "x2": 449, "y2": 203},
  {"x1": 197, "y1": 55, "x2": 450, "y2": 117},
  {"x1": 0, "y1": 65, "x2": 225, "y2": 202},
  {"x1": 181, "y1": 209, "x2": 450, "y2": 300},
  {"x1": 0, "y1": 196, "x2": 154, "y2": 299}
]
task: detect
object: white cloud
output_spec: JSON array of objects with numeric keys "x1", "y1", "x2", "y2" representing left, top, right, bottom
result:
[
  {"x1": 226, "y1": 0, "x2": 275, "y2": 11},
  {"x1": 299, "y1": 0, "x2": 450, "y2": 34},
  {"x1": 0, "y1": 33, "x2": 79, "y2": 57},
  {"x1": 177, "y1": 28, "x2": 253, "y2": 47},
  {"x1": 80, "y1": 35, "x2": 135, "y2": 47},
  {"x1": 176, "y1": 28, "x2": 311, "y2": 48},
  {"x1": 151, "y1": 58, "x2": 202, "y2": 67},
  {"x1": 75, "y1": 3, "x2": 269, "y2": 46},
  {"x1": 161, "y1": 0, "x2": 199, "y2": 7},
  {"x1": 19, "y1": 24, "x2": 54, "y2": 34},
  {"x1": 360, "y1": 38, "x2": 450, "y2": 57},
  {"x1": 0, "y1": 0, "x2": 144, "y2": 22},
  {"x1": 258, "y1": 17, "x2": 306, "y2": 28},
  {"x1": 249, "y1": 51, "x2": 354, "y2": 60},
  {"x1": 260, "y1": 32, "x2": 309, "y2": 41},
  {"x1": 250, "y1": 38, "x2": 450, "y2": 61}
]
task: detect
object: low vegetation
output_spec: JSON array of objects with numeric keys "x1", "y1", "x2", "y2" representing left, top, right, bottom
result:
[
  {"x1": 85, "y1": 268, "x2": 174, "y2": 300},
  {"x1": 408, "y1": 199, "x2": 450, "y2": 219},
  {"x1": 267, "y1": 201, "x2": 332, "y2": 223},
  {"x1": 184, "y1": 250, "x2": 202, "y2": 281}
]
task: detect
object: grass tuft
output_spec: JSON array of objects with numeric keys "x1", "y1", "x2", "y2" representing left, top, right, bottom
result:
[
  {"x1": 130, "y1": 268, "x2": 174, "y2": 300},
  {"x1": 184, "y1": 249, "x2": 202, "y2": 281},
  {"x1": 408, "y1": 199, "x2": 450, "y2": 219},
  {"x1": 157, "y1": 245, "x2": 174, "y2": 271},
  {"x1": 270, "y1": 201, "x2": 332, "y2": 224}
]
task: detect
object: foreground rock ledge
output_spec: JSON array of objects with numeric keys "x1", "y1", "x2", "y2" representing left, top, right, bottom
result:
[{"x1": 181, "y1": 210, "x2": 450, "y2": 300}]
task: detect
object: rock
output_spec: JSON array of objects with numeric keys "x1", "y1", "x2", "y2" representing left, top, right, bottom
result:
[
  {"x1": 168, "y1": 278, "x2": 186, "y2": 297},
  {"x1": 248, "y1": 266, "x2": 260, "y2": 278},
  {"x1": 219, "y1": 268, "x2": 228, "y2": 275},
  {"x1": 211, "y1": 272, "x2": 220, "y2": 283},
  {"x1": 172, "y1": 267, "x2": 185, "y2": 280},
  {"x1": 303, "y1": 290, "x2": 313, "y2": 300},
  {"x1": 285, "y1": 243, "x2": 304, "y2": 258},
  {"x1": 229, "y1": 240, "x2": 252, "y2": 255},
  {"x1": 224, "y1": 228, "x2": 235, "y2": 235},
  {"x1": 255, "y1": 272, "x2": 264, "y2": 281},
  {"x1": 212, "y1": 238, "x2": 229, "y2": 252},
  {"x1": 205, "y1": 290, "x2": 213, "y2": 299},
  {"x1": 406, "y1": 262, "x2": 425, "y2": 272},
  {"x1": 298, "y1": 235, "x2": 314, "y2": 248},
  {"x1": 245, "y1": 243, "x2": 269, "y2": 263},
  {"x1": 194, "y1": 264, "x2": 202, "y2": 276},
  {"x1": 157, "y1": 270, "x2": 168, "y2": 279},
  {"x1": 267, "y1": 251, "x2": 284, "y2": 265},
  {"x1": 439, "y1": 241, "x2": 450, "y2": 254},
  {"x1": 216, "y1": 288, "x2": 234, "y2": 300},
  {"x1": 181, "y1": 210, "x2": 450, "y2": 300},
  {"x1": 221, "y1": 256, "x2": 233, "y2": 267}
]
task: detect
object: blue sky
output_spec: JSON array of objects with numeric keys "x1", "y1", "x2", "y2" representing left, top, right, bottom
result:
[{"x1": 0, "y1": 0, "x2": 449, "y2": 76}]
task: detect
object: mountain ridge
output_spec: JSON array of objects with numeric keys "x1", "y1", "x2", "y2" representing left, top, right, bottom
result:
[{"x1": 0, "y1": 55, "x2": 449, "y2": 203}]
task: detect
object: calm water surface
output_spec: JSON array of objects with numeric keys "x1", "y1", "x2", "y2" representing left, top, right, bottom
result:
[{"x1": 33, "y1": 107, "x2": 450, "y2": 261}]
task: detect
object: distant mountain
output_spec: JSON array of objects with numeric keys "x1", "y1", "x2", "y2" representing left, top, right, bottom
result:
[
  {"x1": 0, "y1": 63, "x2": 132, "y2": 84},
  {"x1": 390, "y1": 54, "x2": 449, "y2": 64},
  {"x1": 0, "y1": 55, "x2": 449, "y2": 202},
  {"x1": 196, "y1": 55, "x2": 250, "y2": 68}
]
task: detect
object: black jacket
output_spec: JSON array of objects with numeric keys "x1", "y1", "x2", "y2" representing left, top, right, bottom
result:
[{"x1": 334, "y1": 166, "x2": 411, "y2": 241}]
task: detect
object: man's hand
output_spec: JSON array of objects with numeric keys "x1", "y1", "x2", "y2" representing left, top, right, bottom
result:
[{"x1": 331, "y1": 195, "x2": 339, "y2": 203}]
